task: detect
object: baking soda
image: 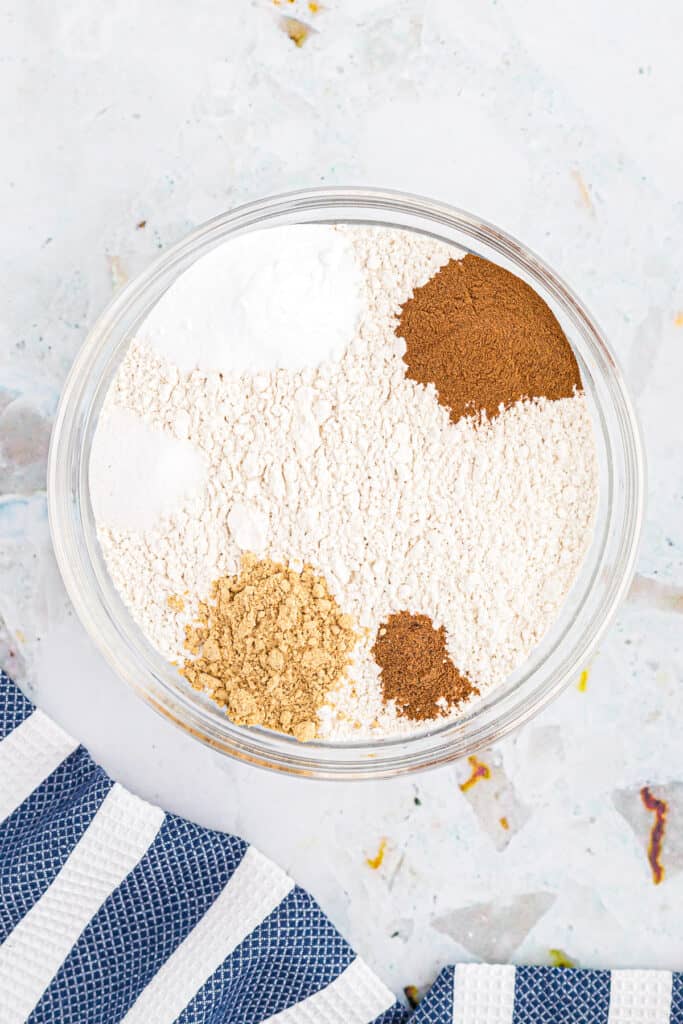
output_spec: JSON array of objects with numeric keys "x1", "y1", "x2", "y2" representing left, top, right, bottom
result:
[{"x1": 140, "y1": 225, "x2": 362, "y2": 374}]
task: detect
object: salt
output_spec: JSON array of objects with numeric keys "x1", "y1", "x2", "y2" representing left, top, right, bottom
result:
[{"x1": 89, "y1": 406, "x2": 207, "y2": 533}]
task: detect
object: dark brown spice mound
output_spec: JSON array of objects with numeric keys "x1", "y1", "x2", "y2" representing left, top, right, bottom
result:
[
  {"x1": 372, "y1": 611, "x2": 478, "y2": 721},
  {"x1": 397, "y1": 254, "x2": 582, "y2": 423}
]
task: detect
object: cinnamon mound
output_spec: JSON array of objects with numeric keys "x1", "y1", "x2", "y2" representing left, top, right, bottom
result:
[{"x1": 397, "y1": 254, "x2": 582, "y2": 423}]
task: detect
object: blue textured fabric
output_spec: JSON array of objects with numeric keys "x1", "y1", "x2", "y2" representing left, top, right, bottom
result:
[
  {"x1": 175, "y1": 885, "x2": 356, "y2": 1024},
  {"x1": 513, "y1": 966, "x2": 611, "y2": 1024},
  {"x1": 672, "y1": 973, "x2": 683, "y2": 1023},
  {"x1": 2, "y1": 670, "x2": 683, "y2": 1024},
  {"x1": 0, "y1": 668, "x2": 33, "y2": 738},
  {"x1": 28, "y1": 816, "x2": 248, "y2": 1024},
  {"x1": 411, "y1": 967, "x2": 454, "y2": 1022},
  {"x1": 0, "y1": 746, "x2": 111, "y2": 942},
  {"x1": 0, "y1": 672, "x2": 404, "y2": 1024},
  {"x1": 373, "y1": 1005, "x2": 412, "y2": 1024}
]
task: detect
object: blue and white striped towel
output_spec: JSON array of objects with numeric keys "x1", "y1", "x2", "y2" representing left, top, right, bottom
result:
[{"x1": 1, "y1": 669, "x2": 681, "y2": 1024}]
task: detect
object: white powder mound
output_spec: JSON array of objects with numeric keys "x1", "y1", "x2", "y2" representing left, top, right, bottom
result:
[
  {"x1": 139, "y1": 225, "x2": 363, "y2": 374},
  {"x1": 95, "y1": 226, "x2": 598, "y2": 740},
  {"x1": 89, "y1": 406, "x2": 207, "y2": 532}
]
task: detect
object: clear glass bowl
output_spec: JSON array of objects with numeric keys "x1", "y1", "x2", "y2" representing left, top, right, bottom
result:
[{"x1": 48, "y1": 188, "x2": 645, "y2": 779}]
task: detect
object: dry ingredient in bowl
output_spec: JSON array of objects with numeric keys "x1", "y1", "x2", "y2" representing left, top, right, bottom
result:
[
  {"x1": 91, "y1": 223, "x2": 598, "y2": 743},
  {"x1": 182, "y1": 553, "x2": 359, "y2": 742},
  {"x1": 398, "y1": 254, "x2": 582, "y2": 422},
  {"x1": 90, "y1": 406, "x2": 207, "y2": 532},
  {"x1": 140, "y1": 225, "x2": 362, "y2": 374},
  {"x1": 372, "y1": 612, "x2": 478, "y2": 720}
]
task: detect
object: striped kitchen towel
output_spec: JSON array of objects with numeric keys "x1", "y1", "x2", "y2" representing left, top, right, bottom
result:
[{"x1": 0, "y1": 669, "x2": 681, "y2": 1024}]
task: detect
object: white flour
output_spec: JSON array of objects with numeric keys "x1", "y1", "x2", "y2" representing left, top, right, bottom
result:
[{"x1": 93, "y1": 226, "x2": 598, "y2": 740}]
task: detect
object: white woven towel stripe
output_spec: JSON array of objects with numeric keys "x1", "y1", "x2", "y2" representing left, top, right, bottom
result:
[
  {"x1": 0, "y1": 709, "x2": 78, "y2": 823},
  {"x1": 608, "y1": 969, "x2": 672, "y2": 1024},
  {"x1": 0, "y1": 783, "x2": 163, "y2": 1024},
  {"x1": 260, "y1": 956, "x2": 396, "y2": 1023},
  {"x1": 122, "y1": 846, "x2": 295, "y2": 1023},
  {"x1": 453, "y1": 963, "x2": 516, "y2": 1024}
]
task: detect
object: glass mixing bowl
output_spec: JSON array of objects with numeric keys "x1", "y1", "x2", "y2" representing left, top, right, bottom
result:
[{"x1": 48, "y1": 188, "x2": 645, "y2": 779}]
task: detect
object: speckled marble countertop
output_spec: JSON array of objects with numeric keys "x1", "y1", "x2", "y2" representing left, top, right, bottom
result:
[{"x1": 2, "y1": 0, "x2": 682, "y2": 1002}]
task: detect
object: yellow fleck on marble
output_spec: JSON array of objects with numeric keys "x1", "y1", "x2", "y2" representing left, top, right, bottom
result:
[
  {"x1": 366, "y1": 838, "x2": 387, "y2": 870},
  {"x1": 549, "y1": 948, "x2": 576, "y2": 968},
  {"x1": 571, "y1": 169, "x2": 594, "y2": 215},
  {"x1": 281, "y1": 16, "x2": 311, "y2": 46},
  {"x1": 459, "y1": 755, "x2": 491, "y2": 792}
]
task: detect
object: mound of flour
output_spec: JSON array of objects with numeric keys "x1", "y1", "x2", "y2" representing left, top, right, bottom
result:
[{"x1": 93, "y1": 226, "x2": 598, "y2": 739}]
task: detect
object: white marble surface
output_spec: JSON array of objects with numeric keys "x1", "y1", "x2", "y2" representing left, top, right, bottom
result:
[{"x1": 2, "y1": 0, "x2": 683, "y2": 1003}]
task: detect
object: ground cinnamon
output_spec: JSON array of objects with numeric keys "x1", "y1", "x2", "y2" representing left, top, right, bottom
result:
[
  {"x1": 397, "y1": 254, "x2": 581, "y2": 423},
  {"x1": 372, "y1": 611, "x2": 478, "y2": 721}
]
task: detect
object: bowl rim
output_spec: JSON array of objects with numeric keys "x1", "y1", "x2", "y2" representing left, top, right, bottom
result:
[{"x1": 48, "y1": 186, "x2": 646, "y2": 780}]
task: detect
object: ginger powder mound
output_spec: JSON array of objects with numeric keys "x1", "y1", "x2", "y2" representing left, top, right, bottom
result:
[{"x1": 182, "y1": 553, "x2": 359, "y2": 742}]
